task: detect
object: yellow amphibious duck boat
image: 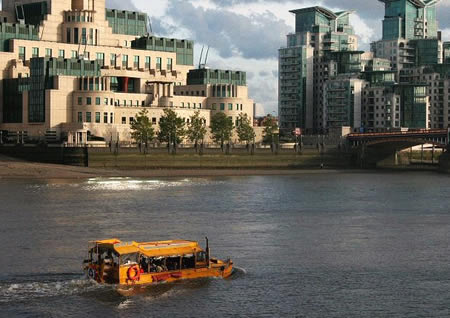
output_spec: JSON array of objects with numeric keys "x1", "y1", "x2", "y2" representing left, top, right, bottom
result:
[{"x1": 83, "y1": 238, "x2": 233, "y2": 286}]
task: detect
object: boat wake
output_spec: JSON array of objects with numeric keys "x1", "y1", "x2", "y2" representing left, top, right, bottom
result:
[
  {"x1": 229, "y1": 267, "x2": 247, "y2": 279},
  {"x1": 0, "y1": 274, "x2": 106, "y2": 303}
]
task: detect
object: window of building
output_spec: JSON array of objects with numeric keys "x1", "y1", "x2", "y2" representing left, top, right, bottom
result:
[
  {"x1": 81, "y1": 28, "x2": 87, "y2": 44},
  {"x1": 129, "y1": 117, "x2": 134, "y2": 123},
  {"x1": 19, "y1": 46, "x2": 25, "y2": 60},
  {"x1": 110, "y1": 53, "x2": 116, "y2": 67},
  {"x1": 145, "y1": 56, "x2": 151, "y2": 69},
  {"x1": 78, "y1": 97, "x2": 83, "y2": 105},
  {"x1": 199, "y1": 103, "x2": 202, "y2": 109},
  {"x1": 104, "y1": 112, "x2": 108, "y2": 123},
  {"x1": 156, "y1": 57, "x2": 162, "y2": 70},
  {"x1": 32, "y1": 47, "x2": 39, "y2": 58},
  {"x1": 104, "y1": 98, "x2": 108, "y2": 105},
  {"x1": 228, "y1": 103, "x2": 233, "y2": 111},
  {"x1": 89, "y1": 28, "x2": 94, "y2": 45},
  {"x1": 74, "y1": 28, "x2": 79, "y2": 44},
  {"x1": 78, "y1": 112, "x2": 83, "y2": 123},
  {"x1": 67, "y1": 28, "x2": 71, "y2": 43},
  {"x1": 87, "y1": 97, "x2": 92, "y2": 105},
  {"x1": 86, "y1": 112, "x2": 91, "y2": 123},
  {"x1": 167, "y1": 58, "x2": 173, "y2": 71},
  {"x1": 72, "y1": 50, "x2": 78, "y2": 58},
  {"x1": 220, "y1": 103, "x2": 225, "y2": 111},
  {"x1": 59, "y1": 50, "x2": 65, "y2": 58},
  {"x1": 110, "y1": 113, "x2": 114, "y2": 124},
  {"x1": 96, "y1": 53, "x2": 105, "y2": 66},
  {"x1": 212, "y1": 103, "x2": 216, "y2": 110},
  {"x1": 134, "y1": 55, "x2": 139, "y2": 68},
  {"x1": 95, "y1": 112, "x2": 100, "y2": 123},
  {"x1": 96, "y1": 97, "x2": 101, "y2": 105},
  {"x1": 152, "y1": 117, "x2": 157, "y2": 124},
  {"x1": 122, "y1": 117, "x2": 126, "y2": 124},
  {"x1": 122, "y1": 55, "x2": 128, "y2": 67}
]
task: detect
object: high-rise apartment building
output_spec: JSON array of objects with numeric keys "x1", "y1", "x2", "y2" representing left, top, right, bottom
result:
[
  {"x1": 280, "y1": 0, "x2": 447, "y2": 134},
  {"x1": 279, "y1": 7, "x2": 358, "y2": 134},
  {"x1": 0, "y1": 0, "x2": 254, "y2": 144}
]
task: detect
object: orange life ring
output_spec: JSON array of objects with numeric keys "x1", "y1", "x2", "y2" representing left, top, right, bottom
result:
[{"x1": 127, "y1": 265, "x2": 141, "y2": 282}]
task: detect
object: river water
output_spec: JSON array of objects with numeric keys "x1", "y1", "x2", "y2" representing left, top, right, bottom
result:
[{"x1": 0, "y1": 172, "x2": 449, "y2": 317}]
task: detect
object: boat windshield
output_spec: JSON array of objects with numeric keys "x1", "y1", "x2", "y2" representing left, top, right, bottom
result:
[{"x1": 120, "y1": 253, "x2": 139, "y2": 266}]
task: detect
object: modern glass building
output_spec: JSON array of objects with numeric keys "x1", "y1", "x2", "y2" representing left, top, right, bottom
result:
[
  {"x1": 281, "y1": 1, "x2": 448, "y2": 133},
  {"x1": 278, "y1": 6, "x2": 358, "y2": 134}
]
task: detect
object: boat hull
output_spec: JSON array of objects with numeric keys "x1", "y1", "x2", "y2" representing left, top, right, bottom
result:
[{"x1": 85, "y1": 260, "x2": 233, "y2": 286}]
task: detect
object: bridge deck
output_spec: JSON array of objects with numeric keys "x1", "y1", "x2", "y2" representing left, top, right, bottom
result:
[{"x1": 348, "y1": 129, "x2": 448, "y2": 141}]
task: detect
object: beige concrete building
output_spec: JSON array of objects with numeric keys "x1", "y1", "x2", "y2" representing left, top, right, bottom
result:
[{"x1": 0, "y1": 0, "x2": 255, "y2": 144}]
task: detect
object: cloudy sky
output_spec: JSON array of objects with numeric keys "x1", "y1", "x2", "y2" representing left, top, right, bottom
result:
[{"x1": 75, "y1": 1, "x2": 450, "y2": 114}]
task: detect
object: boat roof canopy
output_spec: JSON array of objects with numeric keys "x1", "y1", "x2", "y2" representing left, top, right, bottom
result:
[{"x1": 93, "y1": 239, "x2": 202, "y2": 257}]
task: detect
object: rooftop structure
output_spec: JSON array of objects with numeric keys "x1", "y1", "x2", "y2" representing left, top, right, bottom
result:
[{"x1": 380, "y1": 0, "x2": 441, "y2": 40}]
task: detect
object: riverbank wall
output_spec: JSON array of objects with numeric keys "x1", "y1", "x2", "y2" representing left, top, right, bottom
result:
[{"x1": 0, "y1": 144, "x2": 354, "y2": 170}]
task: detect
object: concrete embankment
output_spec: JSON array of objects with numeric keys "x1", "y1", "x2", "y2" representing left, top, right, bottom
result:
[
  {"x1": 0, "y1": 144, "x2": 355, "y2": 170},
  {"x1": 0, "y1": 153, "x2": 354, "y2": 179},
  {"x1": 0, "y1": 145, "x2": 357, "y2": 179}
]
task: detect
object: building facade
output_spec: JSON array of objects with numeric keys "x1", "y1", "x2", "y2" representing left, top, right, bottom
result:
[
  {"x1": 0, "y1": 0, "x2": 255, "y2": 144},
  {"x1": 279, "y1": 7, "x2": 358, "y2": 134},
  {"x1": 280, "y1": 0, "x2": 446, "y2": 134}
]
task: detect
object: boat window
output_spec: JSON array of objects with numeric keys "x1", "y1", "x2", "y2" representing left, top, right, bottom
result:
[
  {"x1": 147, "y1": 256, "x2": 167, "y2": 273},
  {"x1": 120, "y1": 253, "x2": 138, "y2": 265},
  {"x1": 182, "y1": 254, "x2": 195, "y2": 269},
  {"x1": 166, "y1": 256, "x2": 181, "y2": 271},
  {"x1": 196, "y1": 251, "x2": 207, "y2": 263},
  {"x1": 139, "y1": 255, "x2": 150, "y2": 273}
]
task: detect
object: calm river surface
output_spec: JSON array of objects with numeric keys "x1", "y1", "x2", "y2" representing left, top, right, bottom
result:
[{"x1": 1, "y1": 172, "x2": 450, "y2": 317}]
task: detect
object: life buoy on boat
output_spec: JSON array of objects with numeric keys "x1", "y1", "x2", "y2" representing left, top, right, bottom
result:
[
  {"x1": 127, "y1": 265, "x2": 141, "y2": 282},
  {"x1": 88, "y1": 267, "x2": 96, "y2": 280}
]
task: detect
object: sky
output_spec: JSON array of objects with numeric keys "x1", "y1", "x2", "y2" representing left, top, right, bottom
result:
[{"x1": 7, "y1": 0, "x2": 450, "y2": 116}]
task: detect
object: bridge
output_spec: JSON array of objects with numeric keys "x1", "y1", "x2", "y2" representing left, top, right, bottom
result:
[{"x1": 346, "y1": 129, "x2": 450, "y2": 167}]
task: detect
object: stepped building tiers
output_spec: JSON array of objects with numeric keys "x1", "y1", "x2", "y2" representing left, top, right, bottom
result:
[
  {"x1": 0, "y1": 0, "x2": 254, "y2": 144},
  {"x1": 279, "y1": 0, "x2": 449, "y2": 134}
]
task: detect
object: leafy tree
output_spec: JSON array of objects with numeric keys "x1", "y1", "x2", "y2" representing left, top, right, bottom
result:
[
  {"x1": 210, "y1": 112, "x2": 234, "y2": 150},
  {"x1": 157, "y1": 108, "x2": 185, "y2": 151},
  {"x1": 262, "y1": 114, "x2": 279, "y2": 145},
  {"x1": 236, "y1": 113, "x2": 256, "y2": 146},
  {"x1": 130, "y1": 109, "x2": 155, "y2": 151},
  {"x1": 187, "y1": 110, "x2": 207, "y2": 152}
]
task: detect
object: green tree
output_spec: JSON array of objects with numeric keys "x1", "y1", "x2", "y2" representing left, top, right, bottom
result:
[
  {"x1": 262, "y1": 114, "x2": 279, "y2": 145},
  {"x1": 158, "y1": 108, "x2": 185, "y2": 152},
  {"x1": 130, "y1": 109, "x2": 155, "y2": 152},
  {"x1": 210, "y1": 112, "x2": 234, "y2": 150},
  {"x1": 236, "y1": 113, "x2": 256, "y2": 147},
  {"x1": 187, "y1": 110, "x2": 207, "y2": 152}
]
